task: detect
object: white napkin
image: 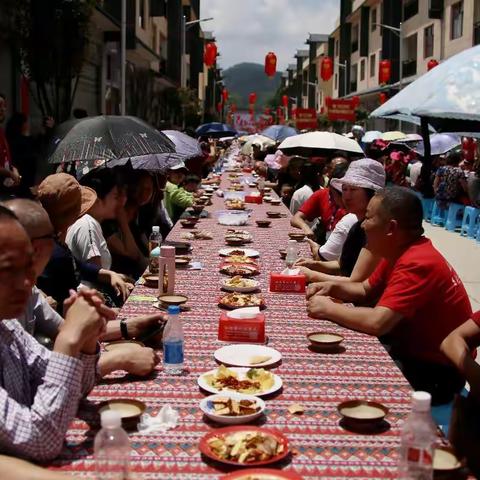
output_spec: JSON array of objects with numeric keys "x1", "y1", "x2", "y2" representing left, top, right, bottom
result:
[
  {"x1": 137, "y1": 405, "x2": 179, "y2": 434},
  {"x1": 226, "y1": 307, "x2": 261, "y2": 319},
  {"x1": 187, "y1": 261, "x2": 203, "y2": 270},
  {"x1": 281, "y1": 267, "x2": 300, "y2": 276}
]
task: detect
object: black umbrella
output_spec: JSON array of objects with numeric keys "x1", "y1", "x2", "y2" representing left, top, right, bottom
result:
[{"x1": 48, "y1": 115, "x2": 175, "y2": 164}]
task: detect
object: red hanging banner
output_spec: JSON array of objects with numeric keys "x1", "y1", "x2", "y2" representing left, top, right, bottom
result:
[{"x1": 295, "y1": 108, "x2": 317, "y2": 130}]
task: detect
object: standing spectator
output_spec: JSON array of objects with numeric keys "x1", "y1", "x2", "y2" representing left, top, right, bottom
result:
[
  {"x1": 434, "y1": 151, "x2": 468, "y2": 208},
  {"x1": 467, "y1": 159, "x2": 480, "y2": 208},
  {"x1": 0, "y1": 94, "x2": 21, "y2": 195}
]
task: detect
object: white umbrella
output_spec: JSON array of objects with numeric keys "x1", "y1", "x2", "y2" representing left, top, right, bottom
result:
[
  {"x1": 240, "y1": 134, "x2": 276, "y2": 155},
  {"x1": 278, "y1": 131, "x2": 364, "y2": 156},
  {"x1": 361, "y1": 131, "x2": 382, "y2": 143}
]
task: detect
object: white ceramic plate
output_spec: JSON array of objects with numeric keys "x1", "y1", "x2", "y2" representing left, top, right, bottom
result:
[
  {"x1": 219, "y1": 248, "x2": 260, "y2": 258},
  {"x1": 221, "y1": 278, "x2": 260, "y2": 293},
  {"x1": 199, "y1": 393, "x2": 265, "y2": 425},
  {"x1": 198, "y1": 367, "x2": 282, "y2": 397},
  {"x1": 214, "y1": 344, "x2": 282, "y2": 368}
]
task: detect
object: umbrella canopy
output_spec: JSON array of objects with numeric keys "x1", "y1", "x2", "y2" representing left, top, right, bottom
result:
[
  {"x1": 261, "y1": 125, "x2": 298, "y2": 142},
  {"x1": 278, "y1": 131, "x2": 364, "y2": 156},
  {"x1": 163, "y1": 130, "x2": 202, "y2": 159},
  {"x1": 414, "y1": 133, "x2": 461, "y2": 157},
  {"x1": 240, "y1": 134, "x2": 276, "y2": 155},
  {"x1": 381, "y1": 131, "x2": 406, "y2": 141},
  {"x1": 361, "y1": 131, "x2": 382, "y2": 143},
  {"x1": 195, "y1": 122, "x2": 237, "y2": 138},
  {"x1": 371, "y1": 45, "x2": 480, "y2": 132},
  {"x1": 48, "y1": 116, "x2": 175, "y2": 164},
  {"x1": 377, "y1": 113, "x2": 437, "y2": 132}
]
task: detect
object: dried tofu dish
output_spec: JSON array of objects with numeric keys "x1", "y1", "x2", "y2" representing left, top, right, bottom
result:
[
  {"x1": 207, "y1": 397, "x2": 260, "y2": 416},
  {"x1": 206, "y1": 430, "x2": 284, "y2": 463},
  {"x1": 203, "y1": 366, "x2": 274, "y2": 395}
]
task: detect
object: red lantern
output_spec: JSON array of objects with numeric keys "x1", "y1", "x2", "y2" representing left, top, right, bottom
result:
[
  {"x1": 352, "y1": 96, "x2": 360, "y2": 108},
  {"x1": 217, "y1": 102, "x2": 223, "y2": 113},
  {"x1": 379, "y1": 92, "x2": 387, "y2": 105},
  {"x1": 320, "y1": 56, "x2": 334, "y2": 82},
  {"x1": 249, "y1": 92, "x2": 257, "y2": 104},
  {"x1": 222, "y1": 88, "x2": 229, "y2": 102},
  {"x1": 427, "y1": 59, "x2": 439, "y2": 71},
  {"x1": 379, "y1": 60, "x2": 391, "y2": 84},
  {"x1": 281, "y1": 95, "x2": 288, "y2": 107},
  {"x1": 204, "y1": 42, "x2": 217, "y2": 67},
  {"x1": 264, "y1": 52, "x2": 277, "y2": 77}
]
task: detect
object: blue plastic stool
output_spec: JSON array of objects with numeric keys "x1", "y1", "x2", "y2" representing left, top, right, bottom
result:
[
  {"x1": 445, "y1": 203, "x2": 465, "y2": 231},
  {"x1": 431, "y1": 201, "x2": 447, "y2": 226},
  {"x1": 431, "y1": 388, "x2": 469, "y2": 435},
  {"x1": 421, "y1": 198, "x2": 434, "y2": 222},
  {"x1": 460, "y1": 206, "x2": 480, "y2": 238}
]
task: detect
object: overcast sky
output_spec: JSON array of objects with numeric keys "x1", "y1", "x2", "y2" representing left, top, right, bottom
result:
[{"x1": 201, "y1": 0, "x2": 340, "y2": 71}]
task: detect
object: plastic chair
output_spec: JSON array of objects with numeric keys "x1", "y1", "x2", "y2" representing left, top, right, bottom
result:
[
  {"x1": 431, "y1": 200, "x2": 447, "y2": 227},
  {"x1": 460, "y1": 206, "x2": 480, "y2": 238},
  {"x1": 445, "y1": 203, "x2": 465, "y2": 232},
  {"x1": 421, "y1": 198, "x2": 434, "y2": 222}
]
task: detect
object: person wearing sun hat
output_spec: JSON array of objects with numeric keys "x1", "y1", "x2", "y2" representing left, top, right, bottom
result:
[{"x1": 296, "y1": 158, "x2": 385, "y2": 282}]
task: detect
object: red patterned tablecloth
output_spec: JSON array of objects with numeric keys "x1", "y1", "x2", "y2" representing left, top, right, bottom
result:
[{"x1": 50, "y1": 173, "x2": 412, "y2": 479}]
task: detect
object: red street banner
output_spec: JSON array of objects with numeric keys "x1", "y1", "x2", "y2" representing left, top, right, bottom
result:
[
  {"x1": 327, "y1": 98, "x2": 357, "y2": 122},
  {"x1": 295, "y1": 108, "x2": 317, "y2": 130}
]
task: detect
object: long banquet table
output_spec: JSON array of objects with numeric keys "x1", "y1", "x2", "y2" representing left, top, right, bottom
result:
[{"x1": 51, "y1": 172, "x2": 413, "y2": 479}]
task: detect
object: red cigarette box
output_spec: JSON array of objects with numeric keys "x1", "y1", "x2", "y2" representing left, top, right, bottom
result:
[
  {"x1": 269, "y1": 272, "x2": 306, "y2": 293},
  {"x1": 218, "y1": 311, "x2": 266, "y2": 343},
  {"x1": 245, "y1": 194, "x2": 263, "y2": 204}
]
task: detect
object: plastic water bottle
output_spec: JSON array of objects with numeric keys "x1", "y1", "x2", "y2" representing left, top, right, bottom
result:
[
  {"x1": 163, "y1": 305, "x2": 184, "y2": 375},
  {"x1": 285, "y1": 240, "x2": 299, "y2": 269},
  {"x1": 148, "y1": 226, "x2": 161, "y2": 274},
  {"x1": 398, "y1": 391, "x2": 437, "y2": 480},
  {"x1": 149, "y1": 225, "x2": 161, "y2": 252},
  {"x1": 94, "y1": 410, "x2": 130, "y2": 480}
]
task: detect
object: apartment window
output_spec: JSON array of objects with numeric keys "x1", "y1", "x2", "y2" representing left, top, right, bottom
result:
[
  {"x1": 451, "y1": 1, "x2": 464, "y2": 40},
  {"x1": 351, "y1": 24, "x2": 359, "y2": 53},
  {"x1": 139, "y1": 0, "x2": 147, "y2": 29},
  {"x1": 350, "y1": 63, "x2": 358, "y2": 92},
  {"x1": 403, "y1": 0, "x2": 419, "y2": 21},
  {"x1": 360, "y1": 59, "x2": 366, "y2": 81},
  {"x1": 424, "y1": 24, "x2": 434, "y2": 58},
  {"x1": 371, "y1": 8, "x2": 377, "y2": 32},
  {"x1": 370, "y1": 53, "x2": 376, "y2": 77}
]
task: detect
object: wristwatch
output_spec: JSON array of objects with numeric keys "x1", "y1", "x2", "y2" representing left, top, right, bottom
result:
[{"x1": 120, "y1": 318, "x2": 130, "y2": 340}]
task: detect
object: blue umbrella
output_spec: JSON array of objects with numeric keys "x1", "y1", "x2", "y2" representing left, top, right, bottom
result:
[
  {"x1": 261, "y1": 125, "x2": 298, "y2": 142},
  {"x1": 414, "y1": 133, "x2": 461, "y2": 157},
  {"x1": 195, "y1": 122, "x2": 237, "y2": 138},
  {"x1": 371, "y1": 45, "x2": 480, "y2": 132}
]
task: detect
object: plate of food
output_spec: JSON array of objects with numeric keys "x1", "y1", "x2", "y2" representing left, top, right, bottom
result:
[
  {"x1": 198, "y1": 366, "x2": 282, "y2": 396},
  {"x1": 222, "y1": 276, "x2": 260, "y2": 293},
  {"x1": 226, "y1": 199, "x2": 246, "y2": 210},
  {"x1": 200, "y1": 393, "x2": 265, "y2": 425},
  {"x1": 219, "y1": 292, "x2": 265, "y2": 309},
  {"x1": 223, "y1": 256, "x2": 258, "y2": 266},
  {"x1": 220, "y1": 264, "x2": 260, "y2": 277},
  {"x1": 219, "y1": 248, "x2": 259, "y2": 258},
  {"x1": 221, "y1": 468, "x2": 303, "y2": 479},
  {"x1": 225, "y1": 235, "x2": 251, "y2": 246},
  {"x1": 214, "y1": 344, "x2": 281, "y2": 368},
  {"x1": 199, "y1": 426, "x2": 289, "y2": 466}
]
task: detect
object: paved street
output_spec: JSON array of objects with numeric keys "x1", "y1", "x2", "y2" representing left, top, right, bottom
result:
[{"x1": 425, "y1": 222, "x2": 480, "y2": 312}]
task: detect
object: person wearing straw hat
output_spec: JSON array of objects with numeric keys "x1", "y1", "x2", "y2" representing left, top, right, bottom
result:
[{"x1": 307, "y1": 186, "x2": 472, "y2": 404}]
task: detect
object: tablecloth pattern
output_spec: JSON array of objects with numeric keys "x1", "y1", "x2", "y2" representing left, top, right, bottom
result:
[{"x1": 49, "y1": 174, "x2": 413, "y2": 479}]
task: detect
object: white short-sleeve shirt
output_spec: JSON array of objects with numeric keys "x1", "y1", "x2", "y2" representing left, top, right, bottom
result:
[
  {"x1": 66, "y1": 214, "x2": 112, "y2": 271},
  {"x1": 319, "y1": 213, "x2": 358, "y2": 261}
]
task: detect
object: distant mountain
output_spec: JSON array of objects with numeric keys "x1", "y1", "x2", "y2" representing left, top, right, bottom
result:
[{"x1": 222, "y1": 62, "x2": 282, "y2": 111}]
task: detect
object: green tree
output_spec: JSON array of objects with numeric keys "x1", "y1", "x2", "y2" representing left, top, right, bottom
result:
[{"x1": 2, "y1": 0, "x2": 95, "y2": 122}]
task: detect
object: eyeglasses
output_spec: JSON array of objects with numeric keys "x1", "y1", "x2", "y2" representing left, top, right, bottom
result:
[{"x1": 31, "y1": 232, "x2": 59, "y2": 242}]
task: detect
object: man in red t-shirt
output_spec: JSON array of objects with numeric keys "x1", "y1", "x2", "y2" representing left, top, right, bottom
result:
[{"x1": 307, "y1": 186, "x2": 472, "y2": 403}]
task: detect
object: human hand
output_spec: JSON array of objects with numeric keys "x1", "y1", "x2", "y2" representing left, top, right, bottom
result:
[
  {"x1": 63, "y1": 288, "x2": 116, "y2": 321},
  {"x1": 122, "y1": 345, "x2": 160, "y2": 376},
  {"x1": 127, "y1": 313, "x2": 166, "y2": 338},
  {"x1": 306, "y1": 281, "x2": 335, "y2": 300},
  {"x1": 301, "y1": 226, "x2": 314, "y2": 239},
  {"x1": 109, "y1": 272, "x2": 134, "y2": 301},
  {"x1": 10, "y1": 167, "x2": 21, "y2": 186},
  {"x1": 296, "y1": 266, "x2": 319, "y2": 284},
  {"x1": 294, "y1": 258, "x2": 321, "y2": 270},
  {"x1": 306, "y1": 238, "x2": 320, "y2": 260},
  {"x1": 306, "y1": 295, "x2": 335, "y2": 319}
]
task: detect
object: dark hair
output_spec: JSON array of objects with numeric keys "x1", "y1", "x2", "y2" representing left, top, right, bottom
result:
[
  {"x1": 330, "y1": 162, "x2": 349, "y2": 180},
  {"x1": 445, "y1": 150, "x2": 462, "y2": 167},
  {"x1": 5, "y1": 112, "x2": 27, "y2": 143},
  {"x1": 328, "y1": 150, "x2": 349, "y2": 163},
  {"x1": 183, "y1": 174, "x2": 201, "y2": 185},
  {"x1": 73, "y1": 108, "x2": 88, "y2": 119},
  {"x1": 0, "y1": 204, "x2": 18, "y2": 221},
  {"x1": 80, "y1": 168, "x2": 118, "y2": 199},
  {"x1": 375, "y1": 186, "x2": 424, "y2": 235},
  {"x1": 297, "y1": 162, "x2": 321, "y2": 192},
  {"x1": 266, "y1": 145, "x2": 276, "y2": 155},
  {"x1": 0, "y1": 93, "x2": 6, "y2": 101}
]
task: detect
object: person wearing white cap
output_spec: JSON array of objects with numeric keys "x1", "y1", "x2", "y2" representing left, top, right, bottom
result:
[
  {"x1": 296, "y1": 158, "x2": 385, "y2": 281},
  {"x1": 307, "y1": 186, "x2": 472, "y2": 404},
  {"x1": 164, "y1": 162, "x2": 194, "y2": 223}
]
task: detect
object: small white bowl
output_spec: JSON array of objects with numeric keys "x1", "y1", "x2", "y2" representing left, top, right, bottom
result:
[{"x1": 200, "y1": 393, "x2": 265, "y2": 425}]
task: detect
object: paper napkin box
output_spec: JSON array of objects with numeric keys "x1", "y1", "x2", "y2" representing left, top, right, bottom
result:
[
  {"x1": 269, "y1": 272, "x2": 306, "y2": 293},
  {"x1": 218, "y1": 307, "x2": 265, "y2": 343}
]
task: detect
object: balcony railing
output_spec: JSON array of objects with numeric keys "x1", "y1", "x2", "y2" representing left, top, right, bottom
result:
[
  {"x1": 474, "y1": 21, "x2": 480, "y2": 46},
  {"x1": 402, "y1": 59, "x2": 417, "y2": 78}
]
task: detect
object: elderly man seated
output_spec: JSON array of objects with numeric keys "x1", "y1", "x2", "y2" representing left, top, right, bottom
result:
[
  {"x1": 307, "y1": 187, "x2": 472, "y2": 404},
  {"x1": 0, "y1": 206, "x2": 109, "y2": 461}
]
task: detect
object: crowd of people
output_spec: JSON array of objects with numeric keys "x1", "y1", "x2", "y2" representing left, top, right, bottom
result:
[{"x1": 0, "y1": 97, "x2": 480, "y2": 476}]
